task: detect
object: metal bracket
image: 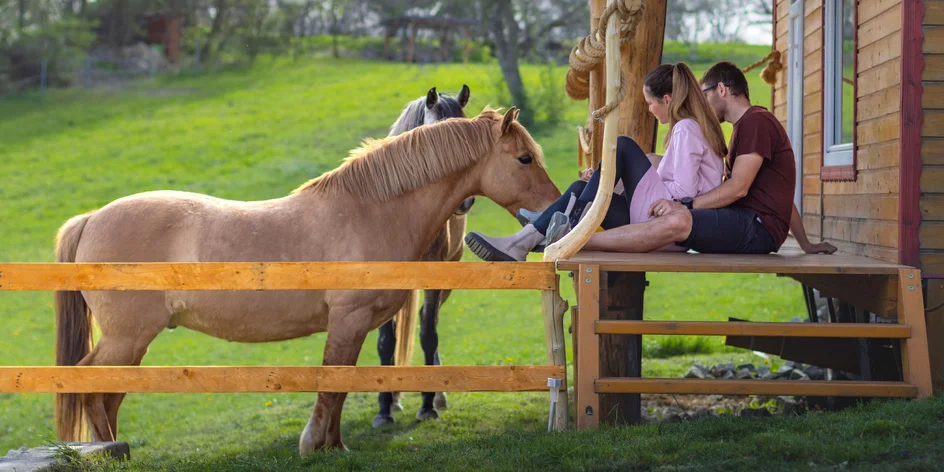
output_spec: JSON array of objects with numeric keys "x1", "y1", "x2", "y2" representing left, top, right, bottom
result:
[{"x1": 547, "y1": 377, "x2": 562, "y2": 432}]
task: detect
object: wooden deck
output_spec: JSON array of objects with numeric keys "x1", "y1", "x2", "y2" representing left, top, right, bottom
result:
[
  {"x1": 558, "y1": 239, "x2": 906, "y2": 274},
  {"x1": 560, "y1": 239, "x2": 933, "y2": 430}
]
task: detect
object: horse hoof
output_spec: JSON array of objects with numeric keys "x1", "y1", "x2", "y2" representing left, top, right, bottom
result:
[
  {"x1": 372, "y1": 414, "x2": 396, "y2": 428},
  {"x1": 416, "y1": 407, "x2": 440, "y2": 421},
  {"x1": 391, "y1": 393, "x2": 403, "y2": 412},
  {"x1": 433, "y1": 392, "x2": 448, "y2": 410}
]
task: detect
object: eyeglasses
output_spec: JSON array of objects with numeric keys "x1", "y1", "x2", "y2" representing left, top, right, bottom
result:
[{"x1": 702, "y1": 84, "x2": 719, "y2": 94}]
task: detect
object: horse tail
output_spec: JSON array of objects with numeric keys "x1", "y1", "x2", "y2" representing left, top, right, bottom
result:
[
  {"x1": 394, "y1": 290, "x2": 421, "y2": 367},
  {"x1": 55, "y1": 212, "x2": 93, "y2": 442}
]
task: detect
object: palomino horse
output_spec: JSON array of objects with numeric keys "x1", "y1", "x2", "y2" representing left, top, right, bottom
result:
[
  {"x1": 375, "y1": 85, "x2": 473, "y2": 428},
  {"x1": 54, "y1": 107, "x2": 561, "y2": 453}
]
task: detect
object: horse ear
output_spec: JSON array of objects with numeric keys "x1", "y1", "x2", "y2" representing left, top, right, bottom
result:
[
  {"x1": 426, "y1": 87, "x2": 439, "y2": 110},
  {"x1": 457, "y1": 84, "x2": 470, "y2": 108},
  {"x1": 501, "y1": 106, "x2": 518, "y2": 134}
]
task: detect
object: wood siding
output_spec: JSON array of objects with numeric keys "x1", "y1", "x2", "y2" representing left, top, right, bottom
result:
[
  {"x1": 775, "y1": 0, "x2": 901, "y2": 262},
  {"x1": 922, "y1": 1, "x2": 944, "y2": 274}
]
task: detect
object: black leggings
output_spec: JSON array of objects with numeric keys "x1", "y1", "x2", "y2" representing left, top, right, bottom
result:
[{"x1": 533, "y1": 136, "x2": 652, "y2": 234}]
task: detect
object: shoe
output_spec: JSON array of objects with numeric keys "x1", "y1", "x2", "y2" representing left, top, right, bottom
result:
[
  {"x1": 544, "y1": 212, "x2": 572, "y2": 248},
  {"x1": 515, "y1": 208, "x2": 542, "y2": 227},
  {"x1": 464, "y1": 224, "x2": 545, "y2": 262}
]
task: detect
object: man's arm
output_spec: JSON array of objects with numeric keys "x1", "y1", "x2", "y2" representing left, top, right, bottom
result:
[
  {"x1": 691, "y1": 153, "x2": 765, "y2": 209},
  {"x1": 790, "y1": 204, "x2": 838, "y2": 254}
]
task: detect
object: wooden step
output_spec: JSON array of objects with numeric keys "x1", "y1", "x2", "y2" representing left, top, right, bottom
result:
[
  {"x1": 595, "y1": 378, "x2": 917, "y2": 397},
  {"x1": 595, "y1": 320, "x2": 911, "y2": 338}
]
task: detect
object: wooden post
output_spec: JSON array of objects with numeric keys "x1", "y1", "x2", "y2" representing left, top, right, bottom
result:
[
  {"x1": 406, "y1": 22, "x2": 417, "y2": 63},
  {"x1": 542, "y1": 276, "x2": 569, "y2": 430},
  {"x1": 576, "y1": 265, "x2": 601, "y2": 429},
  {"x1": 618, "y1": 0, "x2": 667, "y2": 153},
  {"x1": 898, "y1": 269, "x2": 933, "y2": 398},
  {"x1": 599, "y1": 272, "x2": 645, "y2": 425},
  {"x1": 925, "y1": 279, "x2": 944, "y2": 392},
  {"x1": 589, "y1": 0, "x2": 606, "y2": 165}
]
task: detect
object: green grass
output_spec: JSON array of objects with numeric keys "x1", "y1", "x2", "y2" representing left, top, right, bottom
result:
[{"x1": 2, "y1": 56, "x2": 938, "y2": 471}]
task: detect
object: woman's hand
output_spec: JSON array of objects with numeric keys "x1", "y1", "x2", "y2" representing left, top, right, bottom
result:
[
  {"x1": 648, "y1": 199, "x2": 685, "y2": 218},
  {"x1": 579, "y1": 168, "x2": 594, "y2": 181}
]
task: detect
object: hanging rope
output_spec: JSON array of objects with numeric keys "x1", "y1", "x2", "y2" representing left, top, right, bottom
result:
[
  {"x1": 742, "y1": 50, "x2": 783, "y2": 86},
  {"x1": 565, "y1": 0, "x2": 646, "y2": 169}
]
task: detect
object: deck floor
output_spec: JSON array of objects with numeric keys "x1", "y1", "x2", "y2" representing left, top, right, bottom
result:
[{"x1": 557, "y1": 238, "x2": 906, "y2": 275}]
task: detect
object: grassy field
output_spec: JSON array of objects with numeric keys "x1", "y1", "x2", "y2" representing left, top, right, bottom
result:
[{"x1": 1, "y1": 56, "x2": 940, "y2": 471}]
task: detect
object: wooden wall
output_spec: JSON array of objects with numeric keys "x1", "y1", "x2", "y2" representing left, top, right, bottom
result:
[
  {"x1": 921, "y1": 1, "x2": 944, "y2": 274},
  {"x1": 774, "y1": 0, "x2": 902, "y2": 263}
]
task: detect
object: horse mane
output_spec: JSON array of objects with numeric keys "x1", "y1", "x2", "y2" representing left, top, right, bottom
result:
[
  {"x1": 295, "y1": 107, "x2": 543, "y2": 202},
  {"x1": 388, "y1": 97, "x2": 427, "y2": 137}
]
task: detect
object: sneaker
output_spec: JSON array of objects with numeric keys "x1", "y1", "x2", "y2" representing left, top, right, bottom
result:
[{"x1": 544, "y1": 212, "x2": 572, "y2": 248}]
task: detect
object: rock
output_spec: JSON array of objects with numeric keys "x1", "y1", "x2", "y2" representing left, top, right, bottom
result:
[
  {"x1": 711, "y1": 362, "x2": 736, "y2": 377},
  {"x1": 789, "y1": 369, "x2": 810, "y2": 381},
  {"x1": 736, "y1": 363, "x2": 756, "y2": 373},
  {"x1": 687, "y1": 409, "x2": 714, "y2": 421},
  {"x1": 685, "y1": 363, "x2": 710, "y2": 379},
  {"x1": 775, "y1": 396, "x2": 803, "y2": 416},
  {"x1": 757, "y1": 366, "x2": 771, "y2": 377},
  {"x1": 777, "y1": 364, "x2": 795, "y2": 375},
  {"x1": 720, "y1": 371, "x2": 736, "y2": 380},
  {"x1": 0, "y1": 442, "x2": 128, "y2": 472},
  {"x1": 736, "y1": 368, "x2": 754, "y2": 379},
  {"x1": 805, "y1": 366, "x2": 825, "y2": 380},
  {"x1": 739, "y1": 407, "x2": 772, "y2": 418}
]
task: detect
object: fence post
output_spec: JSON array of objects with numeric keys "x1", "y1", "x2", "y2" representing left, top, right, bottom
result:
[
  {"x1": 40, "y1": 59, "x2": 47, "y2": 95},
  {"x1": 84, "y1": 56, "x2": 90, "y2": 89},
  {"x1": 195, "y1": 38, "x2": 201, "y2": 74}
]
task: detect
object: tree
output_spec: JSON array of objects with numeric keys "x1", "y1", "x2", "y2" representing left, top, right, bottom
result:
[{"x1": 480, "y1": 0, "x2": 587, "y2": 125}]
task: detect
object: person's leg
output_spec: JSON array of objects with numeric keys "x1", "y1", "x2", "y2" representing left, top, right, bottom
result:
[{"x1": 583, "y1": 207, "x2": 693, "y2": 253}]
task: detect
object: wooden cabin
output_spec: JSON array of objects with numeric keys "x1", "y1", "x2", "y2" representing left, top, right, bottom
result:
[
  {"x1": 770, "y1": 0, "x2": 930, "y2": 269},
  {"x1": 770, "y1": 0, "x2": 942, "y2": 388}
]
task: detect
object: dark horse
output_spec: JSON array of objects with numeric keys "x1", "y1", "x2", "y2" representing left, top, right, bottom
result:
[{"x1": 374, "y1": 85, "x2": 474, "y2": 427}]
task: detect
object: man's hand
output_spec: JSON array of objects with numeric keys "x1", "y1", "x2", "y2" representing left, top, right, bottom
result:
[
  {"x1": 802, "y1": 240, "x2": 838, "y2": 255},
  {"x1": 579, "y1": 168, "x2": 594, "y2": 181},
  {"x1": 649, "y1": 199, "x2": 685, "y2": 218}
]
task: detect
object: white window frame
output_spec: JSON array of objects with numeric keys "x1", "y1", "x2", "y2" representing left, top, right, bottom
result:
[
  {"x1": 788, "y1": 0, "x2": 804, "y2": 211},
  {"x1": 823, "y1": 0, "x2": 853, "y2": 167}
]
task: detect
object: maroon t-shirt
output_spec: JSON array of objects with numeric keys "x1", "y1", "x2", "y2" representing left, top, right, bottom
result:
[{"x1": 727, "y1": 106, "x2": 796, "y2": 249}]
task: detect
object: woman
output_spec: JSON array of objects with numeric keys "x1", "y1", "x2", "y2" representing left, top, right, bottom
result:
[{"x1": 465, "y1": 62, "x2": 727, "y2": 262}]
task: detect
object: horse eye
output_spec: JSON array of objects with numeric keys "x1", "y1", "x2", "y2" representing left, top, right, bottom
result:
[{"x1": 517, "y1": 155, "x2": 533, "y2": 165}]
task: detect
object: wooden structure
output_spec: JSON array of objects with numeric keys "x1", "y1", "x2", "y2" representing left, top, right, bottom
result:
[
  {"x1": 145, "y1": 13, "x2": 183, "y2": 64},
  {"x1": 380, "y1": 16, "x2": 479, "y2": 64},
  {"x1": 771, "y1": 0, "x2": 944, "y2": 390},
  {"x1": 0, "y1": 261, "x2": 570, "y2": 433},
  {"x1": 552, "y1": 0, "x2": 938, "y2": 430}
]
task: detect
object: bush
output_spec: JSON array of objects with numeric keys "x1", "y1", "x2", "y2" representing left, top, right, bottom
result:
[{"x1": 0, "y1": 17, "x2": 96, "y2": 94}]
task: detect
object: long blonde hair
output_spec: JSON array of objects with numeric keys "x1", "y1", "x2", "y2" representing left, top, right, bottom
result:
[{"x1": 644, "y1": 63, "x2": 728, "y2": 158}]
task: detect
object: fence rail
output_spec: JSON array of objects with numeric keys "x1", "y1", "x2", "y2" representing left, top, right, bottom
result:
[
  {"x1": 0, "y1": 262, "x2": 557, "y2": 291},
  {"x1": 0, "y1": 366, "x2": 564, "y2": 393}
]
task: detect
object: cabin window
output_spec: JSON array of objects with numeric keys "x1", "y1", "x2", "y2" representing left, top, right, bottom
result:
[{"x1": 822, "y1": 0, "x2": 856, "y2": 180}]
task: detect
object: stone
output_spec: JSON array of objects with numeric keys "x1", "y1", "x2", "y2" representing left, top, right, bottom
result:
[
  {"x1": 736, "y1": 368, "x2": 754, "y2": 379},
  {"x1": 777, "y1": 364, "x2": 795, "y2": 375},
  {"x1": 739, "y1": 407, "x2": 772, "y2": 418},
  {"x1": 805, "y1": 366, "x2": 825, "y2": 380},
  {"x1": 711, "y1": 362, "x2": 735, "y2": 378},
  {"x1": 0, "y1": 442, "x2": 128, "y2": 472},
  {"x1": 720, "y1": 371, "x2": 736, "y2": 380},
  {"x1": 757, "y1": 365, "x2": 771, "y2": 377},
  {"x1": 775, "y1": 396, "x2": 803, "y2": 416},
  {"x1": 789, "y1": 369, "x2": 810, "y2": 381},
  {"x1": 685, "y1": 363, "x2": 710, "y2": 379},
  {"x1": 736, "y1": 363, "x2": 756, "y2": 373}
]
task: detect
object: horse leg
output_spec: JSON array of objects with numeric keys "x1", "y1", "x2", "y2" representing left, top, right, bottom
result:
[
  {"x1": 432, "y1": 289, "x2": 450, "y2": 410},
  {"x1": 300, "y1": 311, "x2": 371, "y2": 454},
  {"x1": 373, "y1": 320, "x2": 397, "y2": 428},
  {"x1": 417, "y1": 290, "x2": 441, "y2": 420},
  {"x1": 101, "y1": 345, "x2": 150, "y2": 438},
  {"x1": 78, "y1": 334, "x2": 152, "y2": 441}
]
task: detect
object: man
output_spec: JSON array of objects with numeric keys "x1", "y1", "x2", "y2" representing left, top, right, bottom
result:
[{"x1": 582, "y1": 61, "x2": 835, "y2": 255}]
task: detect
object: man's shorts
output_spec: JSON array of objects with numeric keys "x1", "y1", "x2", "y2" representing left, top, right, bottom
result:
[{"x1": 679, "y1": 207, "x2": 778, "y2": 254}]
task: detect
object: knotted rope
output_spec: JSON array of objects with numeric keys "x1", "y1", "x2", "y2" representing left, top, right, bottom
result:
[
  {"x1": 742, "y1": 50, "x2": 783, "y2": 86},
  {"x1": 567, "y1": 0, "x2": 646, "y2": 168}
]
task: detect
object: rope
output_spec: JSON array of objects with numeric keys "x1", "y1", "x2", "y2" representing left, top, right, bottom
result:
[{"x1": 565, "y1": 0, "x2": 646, "y2": 102}]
